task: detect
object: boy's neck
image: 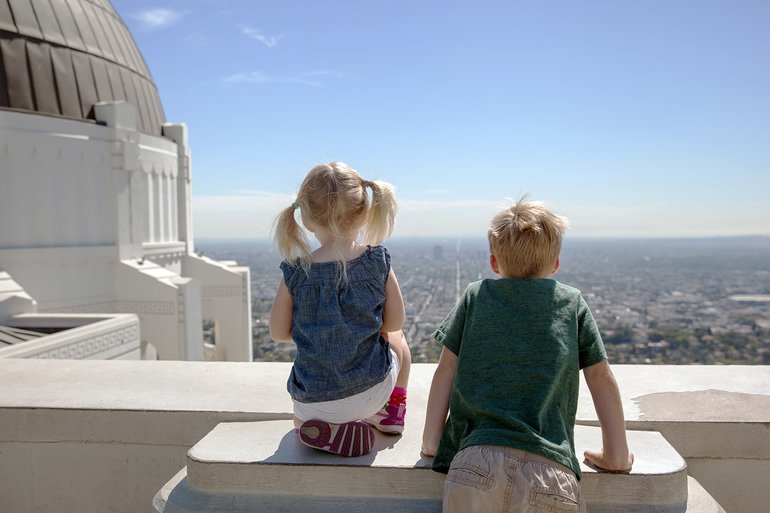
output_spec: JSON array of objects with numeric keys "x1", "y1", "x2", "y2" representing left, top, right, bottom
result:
[{"x1": 493, "y1": 255, "x2": 560, "y2": 280}]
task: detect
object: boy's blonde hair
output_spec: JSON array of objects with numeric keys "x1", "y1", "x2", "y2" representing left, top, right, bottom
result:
[
  {"x1": 273, "y1": 162, "x2": 397, "y2": 270},
  {"x1": 488, "y1": 198, "x2": 569, "y2": 278}
]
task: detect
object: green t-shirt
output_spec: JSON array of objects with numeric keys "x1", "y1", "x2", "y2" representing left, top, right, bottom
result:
[{"x1": 432, "y1": 278, "x2": 607, "y2": 479}]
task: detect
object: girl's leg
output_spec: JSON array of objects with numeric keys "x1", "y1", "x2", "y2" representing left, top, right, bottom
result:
[
  {"x1": 364, "y1": 330, "x2": 411, "y2": 434},
  {"x1": 385, "y1": 329, "x2": 411, "y2": 389}
]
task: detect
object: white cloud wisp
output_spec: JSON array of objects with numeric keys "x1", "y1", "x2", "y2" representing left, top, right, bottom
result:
[
  {"x1": 241, "y1": 26, "x2": 284, "y2": 48},
  {"x1": 133, "y1": 8, "x2": 185, "y2": 29},
  {"x1": 224, "y1": 70, "x2": 341, "y2": 88}
]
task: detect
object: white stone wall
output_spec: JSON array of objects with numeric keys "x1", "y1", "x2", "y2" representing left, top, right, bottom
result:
[
  {"x1": 1, "y1": 362, "x2": 758, "y2": 513},
  {"x1": 0, "y1": 107, "x2": 252, "y2": 361},
  {"x1": 184, "y1": 254, "x2": 252, "y2": 362},
  {"x1": 0, "y1": 271, "x2": 36, "y2": 322},
  {"x1": 0, "y1": 112, "x2": 115, "y2": 248}
]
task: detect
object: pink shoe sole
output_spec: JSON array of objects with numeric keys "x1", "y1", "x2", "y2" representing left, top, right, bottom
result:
[{"x1": 299, "y1": 419, "x2": 375, "y2": 457}]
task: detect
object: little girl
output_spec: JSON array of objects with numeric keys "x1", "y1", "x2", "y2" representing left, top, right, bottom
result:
[{"x1": 269, "y1": 162, "x2": 412, "y2": 457}]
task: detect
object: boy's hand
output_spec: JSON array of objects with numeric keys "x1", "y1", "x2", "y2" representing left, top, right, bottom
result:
[
  {"x1": 421, "y1": 347, "x2": 457, "y2": 461},
  {"x1": 583, "y1": 361, "x2": 633, "y2": 474},
  {"x1": 421, "y1": 443, "x2": 436, "y2": 457},
  {"x1": 584, "y1": 448, "x2": 634, "y2": 473}
]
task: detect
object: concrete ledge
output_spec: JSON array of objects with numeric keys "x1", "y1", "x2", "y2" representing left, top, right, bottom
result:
[
  {"x1": 0, "y1": 359, "x2": 293, "y2": 413},
  {"x1": 3, "y1": 361, "x2": 766, "y2": 424},
  {"x1": 577, "y1": 373, "x2": 770, "y2": 460},
  {"x1": 0, "y1": 360, "x2": 756, "y2": 513},
  {"x1": 154, "y1": 469, "x2": 442, "y2": 513},
  {"x1": 155, "y1": 420, "x2": 717, "y2": 513},
  {"x1": 574, "y1": 365, "x2": 770, "y2": 513},
  {"x1": 0, "y1": 360, "x2": 293, "y2": 447},
  {"x1": 186, "y1": 421, "x2": 444, "y2": 498},
  {"x1": 0, "y1": 360, "x2": 294, "y2": 513},
  {"x1": 155, "y1": 472, "x2": 723, "y2": 513}
]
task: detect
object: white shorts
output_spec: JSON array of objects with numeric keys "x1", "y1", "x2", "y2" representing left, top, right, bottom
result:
[{"x1": 293, "y1": 348, "x2": 400, "y2": 424}]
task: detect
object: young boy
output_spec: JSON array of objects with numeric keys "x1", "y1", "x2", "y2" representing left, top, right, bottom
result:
[{"x1": 422, "y1": 199, "x2": 633, "y2": 513}]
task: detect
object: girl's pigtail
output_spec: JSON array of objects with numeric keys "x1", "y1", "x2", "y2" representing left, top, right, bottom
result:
[
  {"x1": 363, "y1": 180, "x2": 397, "y2": 245},
  {"x1": 273, "y1": 204, "x2": 312, "y2": 268}
]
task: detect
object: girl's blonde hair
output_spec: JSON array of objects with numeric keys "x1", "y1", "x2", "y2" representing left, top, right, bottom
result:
[
  {"x1": 273, "y1": 162, "x2": 397, "y2": 271},
  {"x1": 488, "y1": 197, "x2": 569, "y2": 278}
]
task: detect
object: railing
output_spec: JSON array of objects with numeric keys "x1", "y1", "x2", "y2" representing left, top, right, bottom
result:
[{"x1": 0, "y1": 313, "x2": 140, "y2": 359}]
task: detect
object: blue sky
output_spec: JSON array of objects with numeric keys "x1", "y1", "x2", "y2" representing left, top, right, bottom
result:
[{"x1": 113, "y1": 0, "x2": 770, "y2": 239}]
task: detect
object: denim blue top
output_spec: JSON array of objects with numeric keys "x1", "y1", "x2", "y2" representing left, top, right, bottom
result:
[{"x1": 280, "y1": 245, "x2": 393, "y2": 403}]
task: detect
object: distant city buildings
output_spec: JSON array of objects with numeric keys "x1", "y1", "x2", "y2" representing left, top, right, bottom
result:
[{"x1": 200, "y1": 237, "x2": 770, "y2": 365}]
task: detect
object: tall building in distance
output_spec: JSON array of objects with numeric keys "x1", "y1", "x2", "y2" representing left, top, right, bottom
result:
[{"x1": 0, "y1": 0, "x2": 251, "y2": 362}]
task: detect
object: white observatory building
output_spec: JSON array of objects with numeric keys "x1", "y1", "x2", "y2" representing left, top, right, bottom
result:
[{"x1": 0, "y1": 0, "x2": 252, "y2": 362}]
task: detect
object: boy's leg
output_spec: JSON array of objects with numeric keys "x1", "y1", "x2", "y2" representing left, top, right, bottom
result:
[
  {"x1": 514, "y1": 450, "x2": 586, "y2": 513},
  {"x1": 442, "y1": 446, "x2": 506, "y2": 513},
  {"x1": 443, "y1": 446, "x2": 586, "y2": 513}
]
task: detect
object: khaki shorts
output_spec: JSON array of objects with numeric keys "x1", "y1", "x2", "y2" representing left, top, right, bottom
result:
[{"x1": 443, "y1": 445, "x2": 586, "y2": 513}]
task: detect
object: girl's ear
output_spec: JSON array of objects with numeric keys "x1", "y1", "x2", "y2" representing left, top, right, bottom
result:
[{"x1": 490, "y1": 254, "x2": 500, "y2": 275}]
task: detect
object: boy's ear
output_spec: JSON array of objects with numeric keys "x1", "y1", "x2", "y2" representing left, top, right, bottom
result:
[
  {"x1": 490, "y1": 254, "x2": 500, "y2": 275},
  {"x1": 551, "y1": 257, "x2": 560, "y2": 275}
]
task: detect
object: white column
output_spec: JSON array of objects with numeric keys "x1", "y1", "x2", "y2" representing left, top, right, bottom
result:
[
  {"x1": 162, "y1": 124, "x2": 193, "y2": 254},
  {"x1": 147, "y1": 173, "x2": 156, "y2": 243},
  {"x1": 94, "y1": 101, "x2": 142, "y2": 260},
  {"x1": 170, "y1": 176, "x2": 179, "y2": 241}
]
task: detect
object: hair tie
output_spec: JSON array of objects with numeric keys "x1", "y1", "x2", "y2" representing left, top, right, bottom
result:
[
  {"x1": 362, "y1": 180, "x2": 373, "y2": 188},
  {"x1": 291, "y1": 201, "x2": 299, "y2": 209}
]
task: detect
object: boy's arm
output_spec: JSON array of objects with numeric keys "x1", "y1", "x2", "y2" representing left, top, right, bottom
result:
[
  {"x1": 421, "y1": 347, "x2": 458, "y2": 456},
  {"x1": 382, "y1": 269, "x2": 405, "y2": 332},
  {"x1": 583, "y1": 359, "x2": 634, "y2": 472},
  {"x1": 268, "y1": 279, "x2": 293, "y2": 343}
]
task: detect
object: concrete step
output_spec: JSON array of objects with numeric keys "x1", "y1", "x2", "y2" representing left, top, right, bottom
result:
[{"x1": 153, "y1": 419, "x2": 723, "y2": 513}]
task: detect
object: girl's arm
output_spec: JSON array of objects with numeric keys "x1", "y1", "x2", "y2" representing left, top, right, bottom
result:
[
  {"x1": 381, "y1": 269, "x2": 405, "y2": 332},
  {"x1": 421, "y1": 347, "x2": 458, "y2": 456},
  {"x1": 269, "y1": 279, "x2": 293, "y2": 343},
  {"x1": 583, "y1": 359, "x2": 634, "y2": 472}
]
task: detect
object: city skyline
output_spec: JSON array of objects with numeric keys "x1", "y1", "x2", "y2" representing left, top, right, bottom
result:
[
  {"x1": 199, "y1": 236, "x2": 770, "y2": 365},
  {"x1": 114, "y1": 0, "x2": 770, "y2": 239}
]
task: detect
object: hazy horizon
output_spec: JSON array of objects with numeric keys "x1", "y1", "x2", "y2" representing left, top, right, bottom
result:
[
  {"x1": 200, "y1": 231, "x2": 770, "y2": 366},
  {"x1": 196, "y1": 234, "x2": 770, "y2": 244}
]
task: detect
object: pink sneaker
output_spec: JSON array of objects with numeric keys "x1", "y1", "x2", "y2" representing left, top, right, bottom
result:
[
  {"x1": 298, "y1": 419, "x2": 374, "y2": 457},
  {"x1": 365, "y1": 401, "x2": 406, "y2": 434}
]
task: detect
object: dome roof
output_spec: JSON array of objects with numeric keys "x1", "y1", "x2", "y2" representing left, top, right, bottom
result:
[{"x1": 0, "y1": 0, "x2": 165, "y2": 135}]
